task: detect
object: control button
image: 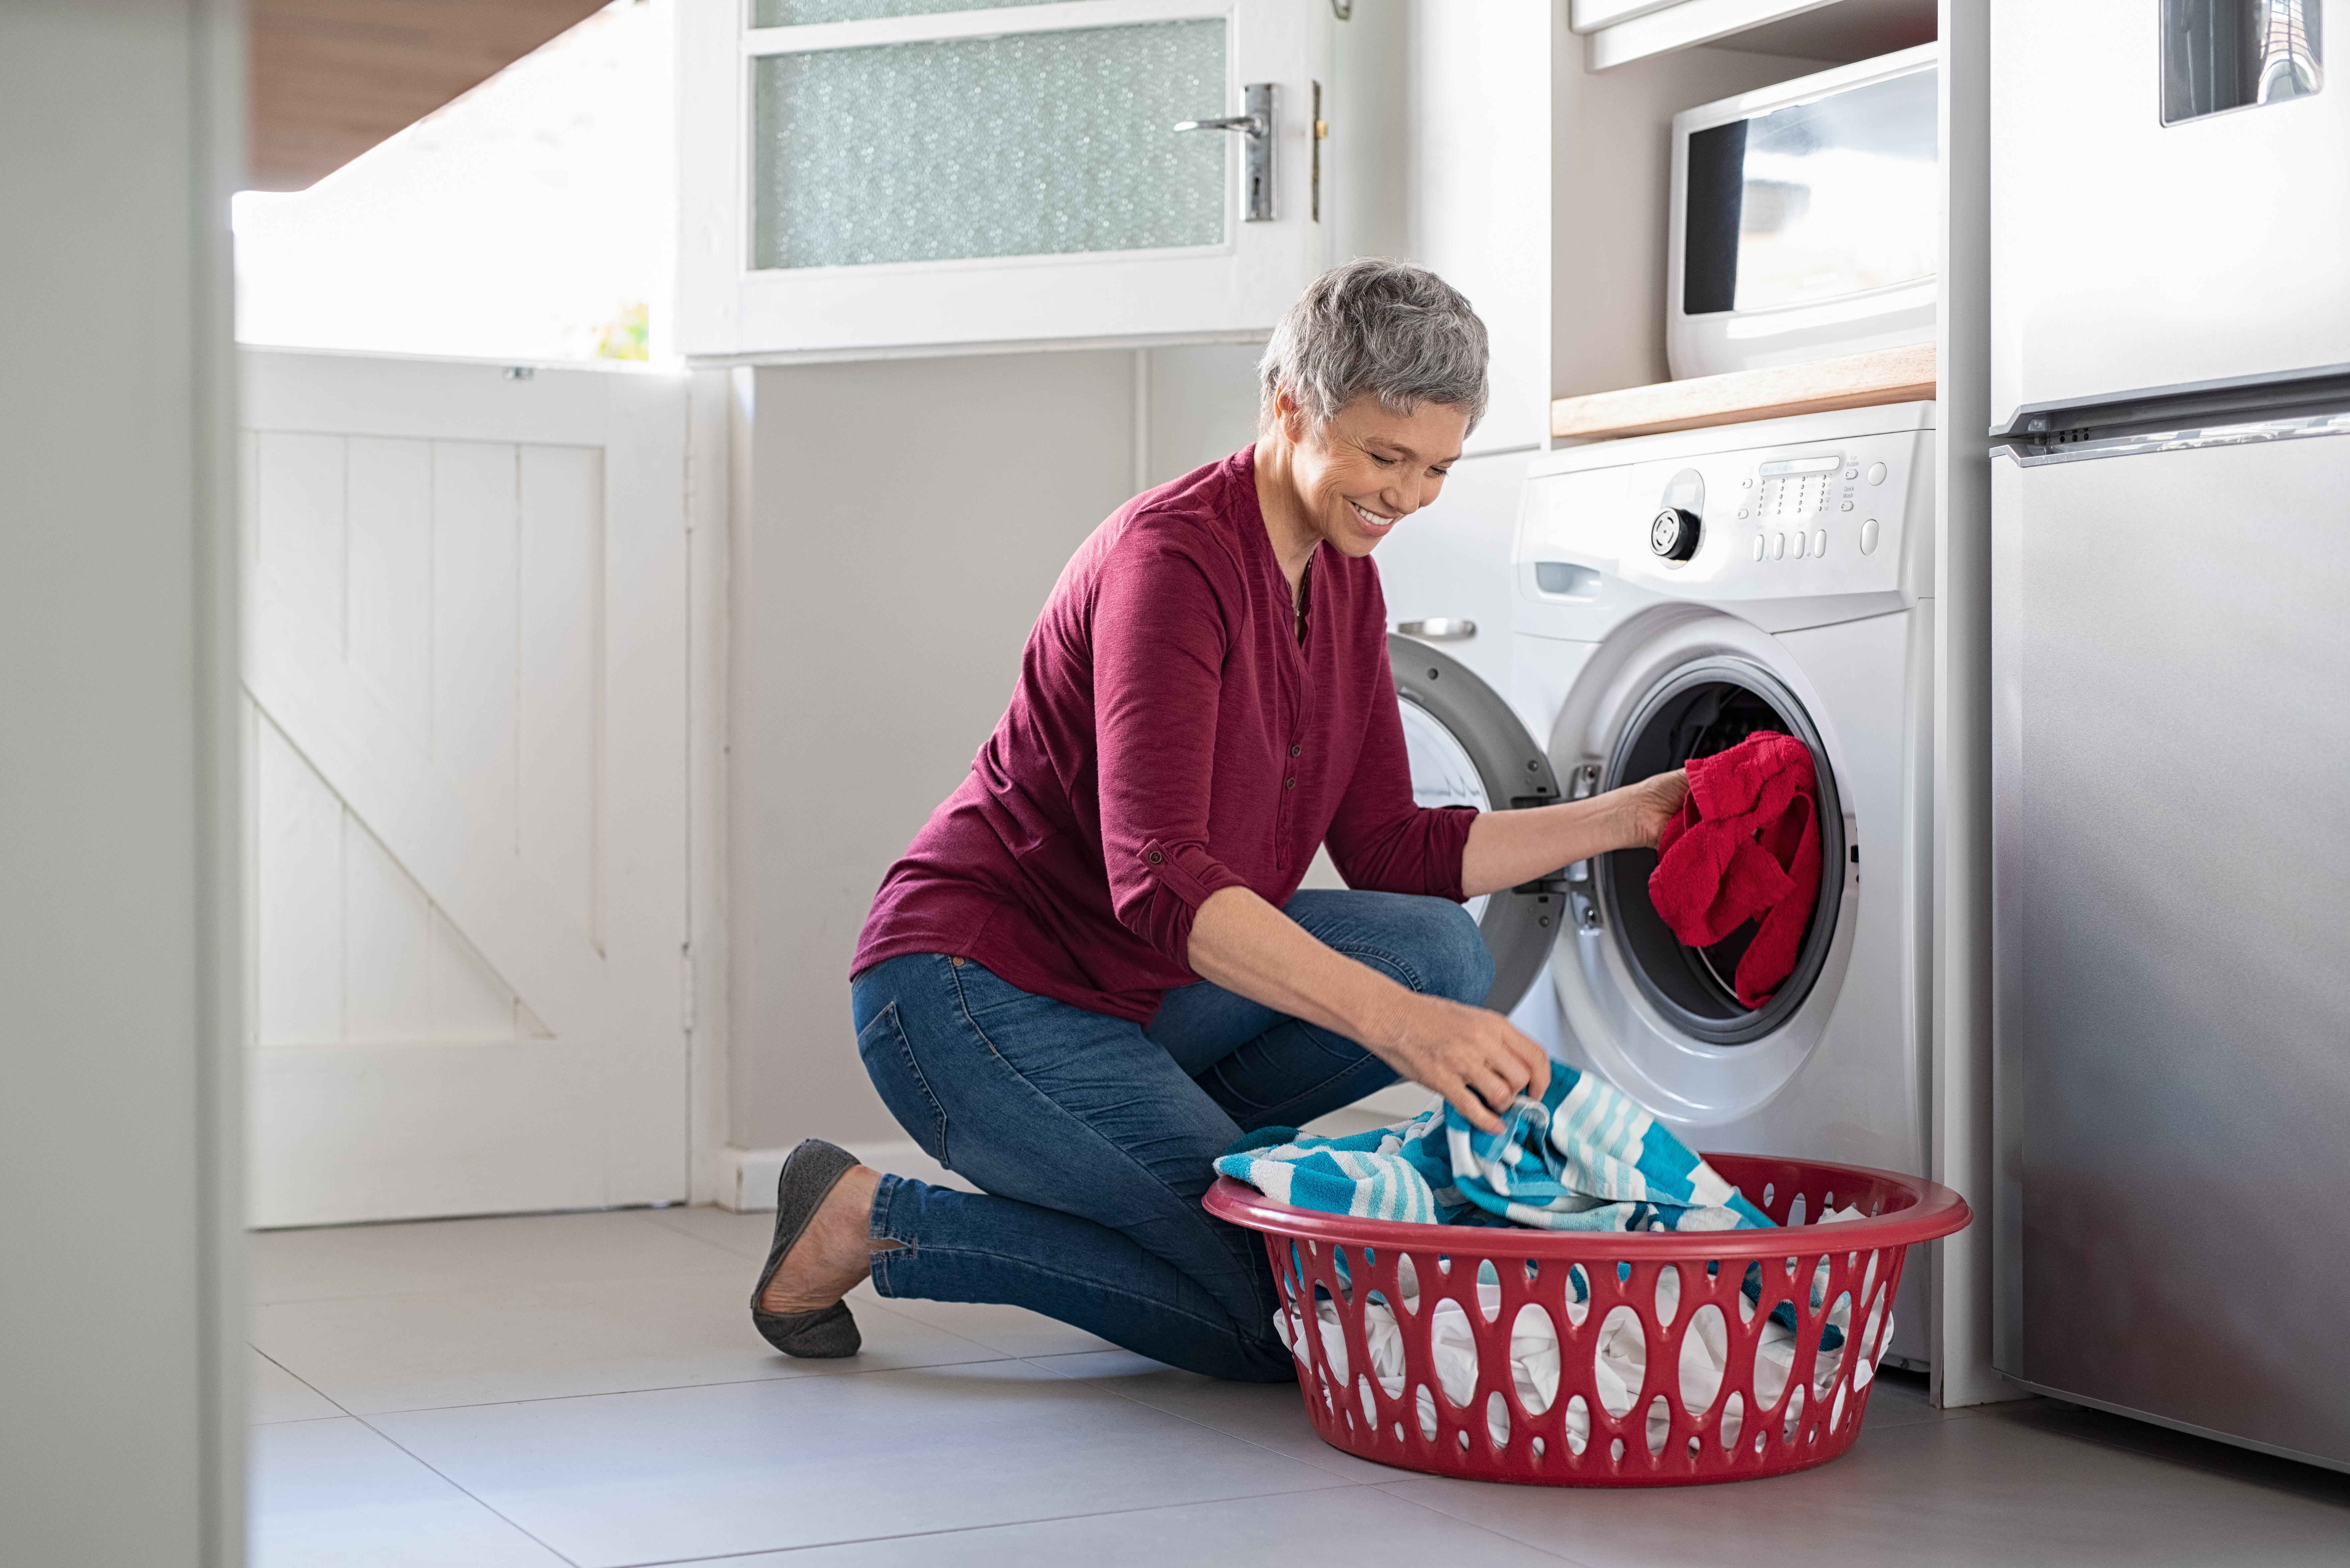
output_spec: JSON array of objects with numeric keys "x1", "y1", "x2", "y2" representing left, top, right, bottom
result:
[
  {"x1": 1751, "y1": 535, "x2": 1764, "y2": 561},
  {"x1": 1736, "y1": 507, "x2": 1749, "y2": 519},
  {"x1": 1813, "y1": 528, "x2": 1828, "y2": 557},
  {"x1": 1793, "y1": 531, "x2": 1808, "y2": 559},
  {"x1": 1867, "y1": 462, "x2": 1887, "y2": 485},
  {"x1": 1840, "y1": 501, "x2": 1854, "y2": 511},
  {"x1": 1860, "y1": 518, "x2": 1881, "y2": 555},
  {"x1": 1740, "y1": 477, "x2": 1753, "y2": 488},
  {"x1": 1772, "y1": 532, "x2": 1787, "y2": 560},
  {"x1": 1649, "y1": 507, "x2": 1701, "y2": 562},
  {"x1": 1845, "y1": 467, "x2": 1859, "y2": 480}
]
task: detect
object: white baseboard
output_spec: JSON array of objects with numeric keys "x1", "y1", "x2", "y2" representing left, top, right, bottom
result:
[{"x1": 717, "y1": 1138, "x2": 982, "y2": 1212}]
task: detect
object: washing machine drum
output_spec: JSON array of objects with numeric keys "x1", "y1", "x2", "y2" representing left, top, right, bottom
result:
[
  {"x1": 1594, "y1": 657, "x2": 1845, "y2": 1046},
  {"x1": 1385, "y1": 636, "x2": 1561, "y2": 1014}
]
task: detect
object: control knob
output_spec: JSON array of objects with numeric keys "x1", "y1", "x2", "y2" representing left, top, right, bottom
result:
[{"x1": 1649, "y1": 507, "x2": 1701, "y2": 562}]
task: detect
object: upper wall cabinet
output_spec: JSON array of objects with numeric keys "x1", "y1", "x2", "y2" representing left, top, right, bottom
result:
[{"x1": 678, "y1": 0, "x2": 1333, "y2": 360}]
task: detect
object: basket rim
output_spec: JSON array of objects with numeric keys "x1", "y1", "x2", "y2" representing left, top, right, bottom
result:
[{"x1": 1203, "y1": 1152, "x2": 1971, "y2": 1257}]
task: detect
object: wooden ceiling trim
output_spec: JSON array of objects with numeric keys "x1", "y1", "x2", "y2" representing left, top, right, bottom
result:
[{"x1": 249, "y1": 0, "x2": 614, "y2": 192}]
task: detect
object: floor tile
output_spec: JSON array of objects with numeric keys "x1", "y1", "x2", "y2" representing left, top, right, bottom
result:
[
  {"x1": 1852, "y1": 1367, "x2": 1989, "y2": 1432},
  {"x1": 866, "y1": 1292, "x2": 1122, "y2": 1359},
  {"x1": 249, "y1": 1417, "x2": 568, "y2": 1568},
  {"x1": 253, "y1": 1270, "x2": 1008, "y2": 1414},
  {"x1": 250, "y1": 1209, "x2": 744, "y2": 1305},
  {"x1": 1034, "y1": 1348, "x2": 1412, "y2": 1484},
  {"x1": 368, "y1": 1357, "x2": 1356, "y2": 1567},
  {"x1": 1380, "y1": 1404, "x2": 2350, "y2": 1567},
  {"x1": 710, "y1": 1485, "x2": 1585, "y2": 1567},
  {"x1": 249, "y1": 1347, "x2": 344, "y2": 1424},
  {"x1": 641, "y1": 1202, "x2": 777, "y2": 1262}
]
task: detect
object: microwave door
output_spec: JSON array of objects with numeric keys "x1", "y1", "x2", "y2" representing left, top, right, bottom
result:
[
  {"x1": 1990, "y1": 418, "x2": 2350, "y2": 1469},
  {"x1": 1990, "y1": 0, "x2": 2350, "y2": 426}
]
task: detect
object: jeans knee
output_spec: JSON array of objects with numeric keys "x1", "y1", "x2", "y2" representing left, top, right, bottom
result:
[{"x1": 1414, "y1": 898, "x2": 1494, "y2": 1005}]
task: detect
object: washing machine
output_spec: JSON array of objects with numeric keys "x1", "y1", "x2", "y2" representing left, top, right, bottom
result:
[{"x1": 1379, "y1": 401, "x2": 1937, "y2": 1367}]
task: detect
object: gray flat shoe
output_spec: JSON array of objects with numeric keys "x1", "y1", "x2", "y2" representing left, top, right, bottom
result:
[{"x1": 749, "y1": 1139, "x2": 864, "y2": 1358}]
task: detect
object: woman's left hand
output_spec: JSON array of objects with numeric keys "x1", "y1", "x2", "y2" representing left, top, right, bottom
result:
[{"x1": 1618, "y1": 768, "x2": 1690, "y2": 851}]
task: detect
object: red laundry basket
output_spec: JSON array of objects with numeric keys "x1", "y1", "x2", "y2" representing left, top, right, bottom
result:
[{"x1": 1204, "y1": 1155, "x2": 1969, "y2": 1486}]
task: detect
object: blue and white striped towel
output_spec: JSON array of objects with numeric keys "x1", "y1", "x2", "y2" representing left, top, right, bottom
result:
[{"x1": 1214, "y1": 1063, "x2": 1771, "y2": 1234}]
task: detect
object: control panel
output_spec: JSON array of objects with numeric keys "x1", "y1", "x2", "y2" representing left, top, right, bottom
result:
[{"x1": 1513, "y1": 405, "x2": 1934, "y2": 636}]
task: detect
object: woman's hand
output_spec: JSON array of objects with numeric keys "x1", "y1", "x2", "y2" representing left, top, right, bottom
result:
[
  {"x1": 1617, "y1": 767, "x2": 1690, "y2": 851},
  {"x1": 1372, "y1": 991, "x2": 1551, "y2": 1134}
]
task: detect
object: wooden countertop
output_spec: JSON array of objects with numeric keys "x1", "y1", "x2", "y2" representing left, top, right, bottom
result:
[{"x1": 1549, "y1": 343, "x2": 1937, "y2": 442}]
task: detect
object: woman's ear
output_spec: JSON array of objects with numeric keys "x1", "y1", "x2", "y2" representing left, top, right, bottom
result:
[{"x1": 1271, "y1": 384, "x2": 1310, "y2": 445}]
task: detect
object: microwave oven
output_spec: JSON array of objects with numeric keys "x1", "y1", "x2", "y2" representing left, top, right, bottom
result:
[{"x1": 1667, "y1": 44, "x2": 1939, "y2": 382}]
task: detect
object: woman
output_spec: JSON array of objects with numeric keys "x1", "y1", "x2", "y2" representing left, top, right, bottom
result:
[{"x1": 750, "y1": 260, "x2": 1687, "y2": 1382}]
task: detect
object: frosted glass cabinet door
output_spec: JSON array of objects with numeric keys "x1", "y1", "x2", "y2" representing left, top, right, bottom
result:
[{"x1": 679, "y1": 0, "x2": 1333, "y2": 358}]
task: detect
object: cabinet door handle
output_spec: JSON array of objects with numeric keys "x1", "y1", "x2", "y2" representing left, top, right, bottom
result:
[{"x1": 1174, "y1": 83, "x2": 1274, "y2": 222}]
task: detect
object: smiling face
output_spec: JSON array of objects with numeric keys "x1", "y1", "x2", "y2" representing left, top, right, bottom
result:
[{"x1": 1262, "y1": 387, "x2": 1472, "y2": 563}]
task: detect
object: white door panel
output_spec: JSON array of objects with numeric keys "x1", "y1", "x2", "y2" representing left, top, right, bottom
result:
[
  {"x1": 241, "y1": 351, "x2": 690, "y2": 1226},
  {"x1": 680, "y1": 0, "x2": 1332, "y2": 358}
]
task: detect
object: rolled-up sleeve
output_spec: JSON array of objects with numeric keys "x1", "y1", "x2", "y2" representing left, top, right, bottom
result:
[
  {"x1": 1092, "y1": 534, "x2": 1251, "y2": 968},
  {"x1": 1324, "y1": 652, "x2": 1478, "y2": 901}
]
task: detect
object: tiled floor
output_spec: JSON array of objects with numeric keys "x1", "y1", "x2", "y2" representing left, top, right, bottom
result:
[{"x1": 249, "y1": 1205, "x2": 2350, "y2": 1567}]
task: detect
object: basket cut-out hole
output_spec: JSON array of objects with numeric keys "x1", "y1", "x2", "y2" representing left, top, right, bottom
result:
[
  {"x1": 1476, "y1": 1259, "x2": 1501, "y2": 1322},
  {"x1": 1457, "y1": 1430, "x2": 1470, "y2": 1452},
  {"x1": 1824, "y1": 1190, "x2": 1835, "y2": 1212},
  {"x1": 1787, "y1": 1192, "x2": 1808, "y2": 1227},
  {"x1": 1781, "y1": 1384, "x2": 1806, "y2": 1443},
  {"x1": 1687, "y1": 1435, "x2": 1701, "y2": 1458},
  {"x1": 1363, "y1": 1292, "x2": 1404, "y2": 1397},
  {"x1": 1532, "y1": 1436, "x2": 1546, "y2": 1459},
  {"x1": 1511, "y1": 1303, "x2": 1560, "y2": 1414},
  {"x1": 1720, "y1": 1390, "x2": 1745, "y2": 1448},
  {"x1": 1307, "y1": 1240, "x2": 1318, "y2": 1256},
  {"x1": 1738, "y1": 1262, "x2": 1759, "y2": 1324},
  {"x1": 1565, "y1": 1394, "x2": 1590, "y2": 1455},
  {"x1": 1363, "y1": 1245, "x2": 1376, "y2": 1266},
  {"x1": 1593, "y1": 1305, "x2": 1643, "y2": 1418},
  {"x1": 1436, "y1": 1254, "x2": 1451, "y2": 1275},
  {"x1": 1854, "y1": 1287, "x2": 1887, "y2": 1391},
  {"x1": 1486, "y1": 1390, "x2": 1511, "y2": 1448},
  {"x1": 1784, "y1": 1253, "x2": 1799, "y2": 1278},
  {"x1": 1565, "y1": 1263, "x2": 1592, "y2": 1327},
  {"x1": 1755, "y1": 1432, "x2": 1767, "y2": 1454},
  {"x1": 1762, "y1": 1181, "x2": 1775, "y2": 1209},
  {"x1": 1682, "y1": 1304, "x2": 1728, "y2": 1415},
  {"x1": 1288, "y1": 1239, "x2": 1302, "y2": 1291},
  {"x1": 1392, "y1": 1422, "x2": 1404, "y2": 1444},
  {"x1": 1345, "y1": 1412, "x2": 1354, "y2": 1432},
  {"x1": 1332, "y1": 1247, "x2": 1354, "y2": 1306},
  {"x1": 1831, "y1": 1382, "x2": 1848, "y2": 1430},
  {"x1": 1359, "y1": 1373, "x2": 1377, "y2": 1426},
  {"x1": 1416, "y1": 1384, "x2": 1438, "y2": 1440},
  {"x1": 1860, "y1": 1249, "x2": 1880, "y2": 1304},
  {"x1": 1310, "y1": 1283, "x2": 1348, "y2": 1381},
  {"x1": 1810, "y1": 1255, "x2": 1833, "y2": 1312},
  {"x1": 1815, "y1": 1291, "x2": 1853, "y2": 1399},
  {"x1": 1524, "y1": 1257, "x2": 1539, "y2": 1283},
  {"x1": 1323, "y1": 1386, "x2": 1335, "y2": 1416},
  {"x1": 1429, "y1": 1297, "x2": 1477, "y2": 1406},
  {"x1": 1655, "y1": 1263, "x2": 1682, "y2": 1327},
  {"x1": 1610, "y1": 1437, "x2": 1626, "y2": 1462},
  {"x1": 1396, "y1": 1253, "x2": 1421, "y2": 1311},
  {"x1": 1646, "y1": 1394, "x2": 1671, "y2": 1456}
]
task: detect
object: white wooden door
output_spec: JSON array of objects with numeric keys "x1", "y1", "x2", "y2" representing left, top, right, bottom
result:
[
  {"x1": 240, "y1": 351, "x2": 691, "y2": 1227},
  {"x1": 678, "y1": 0, "x2": 1333, "y2": 358}
]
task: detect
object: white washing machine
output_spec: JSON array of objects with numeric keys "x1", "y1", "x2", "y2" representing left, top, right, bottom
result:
[{"x1": 1376, "y1": 401, "x2": 1937, "y2": 1366}]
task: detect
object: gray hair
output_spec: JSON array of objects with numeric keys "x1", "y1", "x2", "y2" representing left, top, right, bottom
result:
[{"x1": 1258, "y1": 259, "x2": 1490, "y2": 436}]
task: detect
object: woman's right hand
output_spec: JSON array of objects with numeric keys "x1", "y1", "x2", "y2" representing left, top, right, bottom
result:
[{"x1": 1374, "y1": 991, "x2": 1551, "y2": 1133}]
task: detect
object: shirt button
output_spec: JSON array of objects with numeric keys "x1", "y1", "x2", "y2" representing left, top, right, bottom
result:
[
  {"x1": 1147, "y1": 850, "x2": 1163, "y2": 864},
  {"x1": 1289, "y1": 743, "x2": 1302, "y2": 757},
  {"x1": 1284, "y1": 777, "x2": 1296, "y2": 790}
]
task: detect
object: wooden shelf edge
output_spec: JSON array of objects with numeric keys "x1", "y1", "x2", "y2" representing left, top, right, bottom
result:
[{"x1": 1550, "y1": 343, "x2": 1938, "y2": 442}]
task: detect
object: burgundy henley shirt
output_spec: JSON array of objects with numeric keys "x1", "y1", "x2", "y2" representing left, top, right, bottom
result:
[{"x1": 850, "y1": 448, "x2": 1477, "y2": 1023}]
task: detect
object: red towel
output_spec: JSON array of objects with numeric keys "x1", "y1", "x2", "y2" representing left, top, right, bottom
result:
[{"x1": 1647, "y1": 731, "x2": 1821, "y2": 1009}]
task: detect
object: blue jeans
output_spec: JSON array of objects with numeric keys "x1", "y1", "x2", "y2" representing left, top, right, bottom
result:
[{"x1": 850, "y1": 890, "x2": 1493, "y2": 1382}]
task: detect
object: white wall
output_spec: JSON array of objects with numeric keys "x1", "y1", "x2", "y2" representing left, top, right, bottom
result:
[{"x1": 0, "y1": 2, "x2": 243, "y2": 1563}]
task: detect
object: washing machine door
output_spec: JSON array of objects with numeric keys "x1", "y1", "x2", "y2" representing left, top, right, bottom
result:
[
  {"x1": 1386, "y1": 635, "x2": 1561, "y2": 1014},
  {"x1": 1549, "y1": 613, "x2": 1858, "y2": 1124}
]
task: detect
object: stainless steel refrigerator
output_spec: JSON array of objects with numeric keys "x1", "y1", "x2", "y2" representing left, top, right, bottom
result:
[{"x1": 1988, "y1": 0, "x2": 2349, "y2": 1471}]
